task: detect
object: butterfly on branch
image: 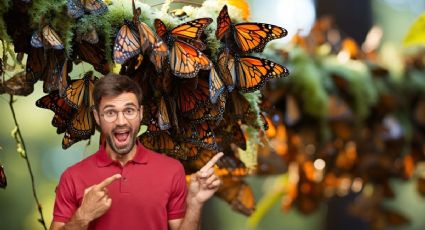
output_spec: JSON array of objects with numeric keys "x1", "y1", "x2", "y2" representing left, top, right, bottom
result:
[
  {"x1": 67, "y1": 0, "x2": 108, "y2": 19},
  {"x1": 154, "y1": 18, "x2": 213, "y2": 78},
  {"x1": 30, "y1": 25, "x2": 64, "y2": 50},
  {"x1": 216, "y1": 5, "x2": 287, "y2": 53}
]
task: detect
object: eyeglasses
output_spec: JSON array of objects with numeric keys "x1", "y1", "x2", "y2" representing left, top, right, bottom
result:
[{"x1": 100, "y1": 108, "x2": 140, "y2": 123}]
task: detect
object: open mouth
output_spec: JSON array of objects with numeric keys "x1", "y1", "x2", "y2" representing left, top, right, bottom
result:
[{"x1": 113, "y1": 130, "x2": 130, "y2": 145}]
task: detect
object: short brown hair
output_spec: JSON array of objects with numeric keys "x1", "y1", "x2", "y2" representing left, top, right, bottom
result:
[{"x1": 93, "y1": 73, "x2": 143, "y2": 110}]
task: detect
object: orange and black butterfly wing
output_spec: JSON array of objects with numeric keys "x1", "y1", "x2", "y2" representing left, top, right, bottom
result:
[
  {"x1": 65, "y1": 79, "x2": 85, "y2": 109},
  {"x1": 170, "y1": 17, "x2": 213, "y2": 41},
  {"x1": 216, "y1": 5, "x2": 231, "y2": 40},
  {"x1": 225, "y1": 91, "x2": 255, "y2": 122},
  {"x1": 216, "y1": 177, "x2": 255, "y2": 216},
  {"x1": 62, "y1": 131, "x2": 83, "y2": 149},
  {"x1": 215, "y1": 121, "x2": 246, "y2": 152},
  {"x1": 74, "y1": 41, "x2": 109, "y2": 74},
  {"x1": 36, "y1": 91, "x2": 75, "y2": 119},
  {"x1": 141, "y1": 102, "x2": 163, "y2": 135},
  {"x1": 189, "y1": 93, "x2": 226, "y2": 123},
  {"x1": 233, "y1": 23, "x2": 287, "y2": 53},
  {"x1": 52, "y1": 114, "x2": 68, "y2": 134},
  {"x1": 154, "y1": 19, "x2": 168, "y2": 39},
  {"x1": 209, "y1": 66, "x2": 225, "y2": 104},
  {"x1": 139, "y1": 22, "x2": 168, "y2": 54},
  {"x1": 138, "y1": 22, "x2": 169, "y2": 72},
  {"x1": 182, "y1": 122, "x2": 217, "y2": 150},
  {"x1": 68, "y1": 104, "x2": 95, "y2": 138},
  {"x1": 236, "y1": 56, "x2": 289, "y2": 93},
  {"x1": 217, "y1": 49, "x2": 236, "y2": 92},
  {"x1": 139, "y1": 131, "x2": 178, "y2": 156},
  {"x1": 26, "y1": 47, "x2": 46, "y2": 81},
  {"x1": 176, "y1": 78, "x2": 210, "y2": 115},
  {"x1": 170, "y1": 40, "x2": 212, "y2": 78},
  {"x1": 82, "y1": 0, "x2": 108, "y2": 15},
  {"x1": 190, "y1": 149, "x2": 248, "y2": 176},
  {"x1": 113, "y1": 22, "x2": 141, "y2": 64},
  {"x1": 158, "y1": 96, "x2": 171, "y2": 130},
  {"x1": 65, "y1": 72, "x2": 96, "y2": 109},
  {"x1": 42, "y1": 25, "x2": 64, "y2": 50}
]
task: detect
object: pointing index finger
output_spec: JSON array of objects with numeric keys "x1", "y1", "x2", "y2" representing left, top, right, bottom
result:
[
  {"x1": 96, "y1": 174, "x2": 122, "y2": 190},
  {"x1": 200, "y1": 152, "x2": 224, "y2": 173}
]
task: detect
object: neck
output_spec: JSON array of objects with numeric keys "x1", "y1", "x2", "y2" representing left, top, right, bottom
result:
[{"x1": 105, "y1": 144, "x2": 138, "y2": 166}]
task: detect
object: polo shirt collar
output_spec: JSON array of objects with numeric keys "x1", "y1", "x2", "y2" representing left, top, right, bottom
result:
[{"x1": 95, "y1": 141, "x2": 149, "y2": 167}]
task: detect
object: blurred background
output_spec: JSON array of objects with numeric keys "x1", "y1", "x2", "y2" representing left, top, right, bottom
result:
[{"x1": 1, "y1": 0, "x2": 425, "y2": 229}]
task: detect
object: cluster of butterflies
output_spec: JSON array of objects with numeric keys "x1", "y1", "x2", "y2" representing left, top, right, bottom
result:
[
  {"x1": 36, "y1": 72, "x2": 97, "y2": 149},
  {"x1": 249, "y1": 17, "x2": 425, "y2": 228},
  {"x1": 25, "y1": 0, "x2": 289, "y2": 215},
  {"x1": 111, "y1": 2, "x2": 288, "y2": 215}
]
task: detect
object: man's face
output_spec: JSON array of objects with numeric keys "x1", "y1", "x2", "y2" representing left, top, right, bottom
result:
[{"x1": 94, "y1": 92, "x2": 143, "y2": 156}]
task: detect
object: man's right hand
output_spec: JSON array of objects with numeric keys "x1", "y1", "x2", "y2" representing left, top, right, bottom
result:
[{"x1": 76, "y1": 174, "x2": 121, "y2": 223}]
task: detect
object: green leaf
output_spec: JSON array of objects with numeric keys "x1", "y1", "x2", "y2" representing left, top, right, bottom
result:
[{"x1": 403, "y1": 12, "x2": 425, "y2": 47}]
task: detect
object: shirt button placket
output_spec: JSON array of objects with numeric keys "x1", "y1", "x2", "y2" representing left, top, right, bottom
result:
[{"x1": 120, "y1": 165, "x2": 130, "y2": 193}]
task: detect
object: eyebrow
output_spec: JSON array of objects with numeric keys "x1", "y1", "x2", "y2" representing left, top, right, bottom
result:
[{"x1": 102, "y1": 103, "x2": 138, "y2": 110}]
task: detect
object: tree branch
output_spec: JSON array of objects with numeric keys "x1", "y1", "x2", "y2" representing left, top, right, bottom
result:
[{"x1": 8, "y1": 95, "x2": 47, "y2": 230}]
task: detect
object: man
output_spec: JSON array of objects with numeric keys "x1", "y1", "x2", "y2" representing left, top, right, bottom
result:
[{"x1": 50, "y1": 73, "x2": 222, "y2": 230}]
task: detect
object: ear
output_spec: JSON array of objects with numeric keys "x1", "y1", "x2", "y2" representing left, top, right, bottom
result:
[{"x1": 93, "y1": 109, "x2": 101, "y2": 126}]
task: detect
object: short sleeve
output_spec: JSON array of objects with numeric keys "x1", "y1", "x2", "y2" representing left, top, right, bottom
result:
[
  {"x1": 167, "y1": 163, "x2": 188, "y2": 220},
  {"x1": 53, "y1": 170, "x2": 78, "y2": 223}
]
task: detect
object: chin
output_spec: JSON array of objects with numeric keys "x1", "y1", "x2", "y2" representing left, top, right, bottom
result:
[{"x1": 107, "y1": 136, "x2": 136, "y2": 156}]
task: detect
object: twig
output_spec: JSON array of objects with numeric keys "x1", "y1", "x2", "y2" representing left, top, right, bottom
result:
[{"x1": 8, "y1": 95, "x2": 47, "y2": 230}]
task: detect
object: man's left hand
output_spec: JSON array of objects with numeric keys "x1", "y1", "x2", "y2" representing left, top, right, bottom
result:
[{"x1": 188, "y1": 152, "x2": 224, "y2": 206}]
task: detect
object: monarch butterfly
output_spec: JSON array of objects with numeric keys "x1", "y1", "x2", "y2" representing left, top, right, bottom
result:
[
  {"x1": 26, "y1": 47, "x2": 45, "y2": 87},
  {"x1": 62, "y1": 131, "x2": 83, "y2": 149},
  {"x1": 74, "y1": 41, "x2": 109, "y2": 74},
  {"x1": 215, "y1": 177, "x2": 255, "y2": 216},
  {"x1": 141, "y1": 102, "x2": 162, "y2": 134},
  {"x1": 180, "y1": 122, "x2": 217, "y2": 150},
  {"x1": 113, "y1": 22, "x2": 141, "y2": 64},
  {"x1": 36, "y1": 91, "x2": 76, "y2": 135},
  {"x1": 158, "y1": 96, "x2": 171, "y2": 130},
  {"x1": 176, "y1": 77, "x2": 209, "y2": 115},
  {"x1": 183, "y1": 149, "x2": 249, "y2": 177},
  {"x1": 225, "y1": 91, "x2": 256, "y2": 123},
  {"x1": 188, "y1": 93, "x2": 226, "y2": 124},
  {"x1": 139, "y1": 131, "x2": 199, "y2": 160},
  {"x1": 218, "y1": 50, "x2": 290, "y2": 93},
  {"x1": 154, "y1": 18, "x2": 212, "y2": 78},
  {"x1": 114, "y1": 0, "x2": 168, "y2": 67},
  {"x1": 52, "y1": 114, "x2": 68, "y2": 134},
  {"x1": 30, "y1": 25, "x2": 64, "y2": 50},
  {"x1": 67, "y1": 0, "x2": 107, "y2": 19},
  {"x1": 0, "y1": 164, "x2": 7, "y2": 189},
  {"x1": 68, "y1": 104, "x2": 95, "y2": 138},
  {"x1": 216, "y1": 5, "x2": 287, "y2": 53},
  {"x1": 139, "y1": 21, "x2": 169, "y2": 73},
  {"x1": 209, "y1": 66, "x2": 226, "y2": 104},
  {"x1": 65, "y1": 71, "x2": 97, "y2": 109},
  {"x1": 216, "y1": 48, "x2": 236, "y2": 92},
  {"x1": 43, "y1": 57, "x2": 69, "y2": 97},
  {"x1": 36, "y1": 91, "x2": 74, "y2": 119},
  {"x1": 214, "y1": 121, "x2": 247, "y2": 152},
  {"x1": 131, "y1": 0, "x2": 168, "y2": 60}
]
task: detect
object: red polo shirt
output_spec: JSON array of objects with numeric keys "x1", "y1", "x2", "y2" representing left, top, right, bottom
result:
[{"x1": 53, "y1": 142, "x2": 187, "y2": 230}]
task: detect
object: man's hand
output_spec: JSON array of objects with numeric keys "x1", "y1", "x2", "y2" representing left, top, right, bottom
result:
[
  {"x1": 76, "y1": 174, "x2": 121, "y2": 223},
  {"x1": 188, "y1": 152, "x2": 223, "y2": 206}
]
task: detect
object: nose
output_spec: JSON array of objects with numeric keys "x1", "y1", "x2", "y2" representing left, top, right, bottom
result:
[{"x1": 115, "y1": 111, "x2": 127, "y2": 125}]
